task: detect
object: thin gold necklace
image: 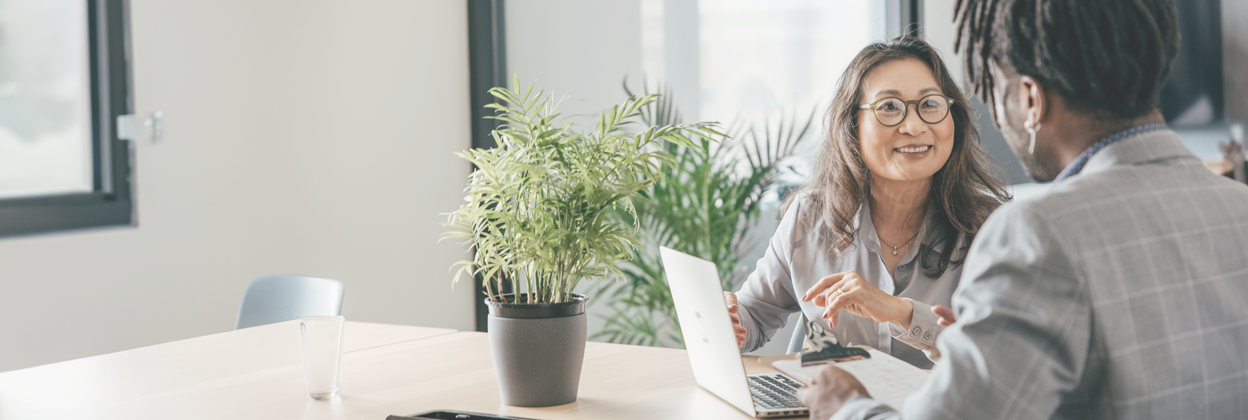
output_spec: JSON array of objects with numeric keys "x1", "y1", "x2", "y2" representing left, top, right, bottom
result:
[{"x1": 878, "y1": 228, "x2": 921, "y2": 256}]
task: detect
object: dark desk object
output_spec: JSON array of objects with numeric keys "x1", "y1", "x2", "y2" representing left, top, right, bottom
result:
[
  {"x1": 389, "y1": 411, "x2": 538, "y2": 420},
  {"x1": 799, "y1": 318, "x2": 870, "y2": 367}
]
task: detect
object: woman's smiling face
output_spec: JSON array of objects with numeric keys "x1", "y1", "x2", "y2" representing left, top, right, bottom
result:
[{"x1": 856, "y1": 58, "x2": 956, "y2": 184}]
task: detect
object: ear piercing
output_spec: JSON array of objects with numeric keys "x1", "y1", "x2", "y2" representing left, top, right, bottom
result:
[{"x1": 1024, "y1": 120, "x2": 1042, "y2": 154}]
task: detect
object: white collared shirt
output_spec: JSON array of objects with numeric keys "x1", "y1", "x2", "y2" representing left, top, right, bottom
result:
[{"x1": 734, "y1": 194, "x2": 958, "y2": 368}]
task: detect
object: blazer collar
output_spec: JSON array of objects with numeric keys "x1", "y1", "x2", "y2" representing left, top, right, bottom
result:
[{"x1": 1080, "y1": 129, "x2": 1199, "y2": 177}]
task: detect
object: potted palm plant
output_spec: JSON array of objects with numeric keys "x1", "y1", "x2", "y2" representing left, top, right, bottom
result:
[
  {"x1": 443, "y1": 77, "x2": 720, "y2": 407},
  {"x1": 592, "y1": 80, "x2": 813, "y2": 348}
]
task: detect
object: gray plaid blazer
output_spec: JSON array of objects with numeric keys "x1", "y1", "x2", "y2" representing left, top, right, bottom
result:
[{"x1": 834, "y1": 130, "x2": 1248, "y2": 419}]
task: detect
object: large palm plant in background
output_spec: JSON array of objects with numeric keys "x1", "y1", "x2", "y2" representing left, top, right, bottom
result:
[{"x1": 591, "y1": 79, "x2": 815, "y2": 347}]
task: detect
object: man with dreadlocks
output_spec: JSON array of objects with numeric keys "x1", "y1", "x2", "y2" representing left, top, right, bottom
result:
[{"x1": 795, "y1": 0, "x2": 1248, "y2": 419}]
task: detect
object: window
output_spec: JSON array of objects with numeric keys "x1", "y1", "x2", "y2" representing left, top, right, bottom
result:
[
  {"x1": 651, "y1": 0, "x2": 886, "y2": 124},
  {"x1": 469, "y1": 0, "x2": 918, "y2": 332},
  {"x1": 0, "y1": 0, "x2": 134, "y2": 238}
]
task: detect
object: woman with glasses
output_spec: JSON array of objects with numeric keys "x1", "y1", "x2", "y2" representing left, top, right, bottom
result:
[{"x1": 725, "y1": 37, "x2": 1010, "y2": 368}]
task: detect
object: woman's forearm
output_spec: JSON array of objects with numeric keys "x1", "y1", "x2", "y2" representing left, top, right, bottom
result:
[
  {"x1": 890, "y1": 298, "x2": 946, "y2": 362},
  {"x1": 890, "y1": 296, "x2": 915, "y2": 330}
]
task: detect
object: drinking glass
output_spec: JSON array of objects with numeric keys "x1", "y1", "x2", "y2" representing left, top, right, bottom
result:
[{"x1": 300, "y1": 316, "x2": 345, "y2": 399}]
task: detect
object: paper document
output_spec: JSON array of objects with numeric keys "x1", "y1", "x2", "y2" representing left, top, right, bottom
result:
[{"x1": 773, "y1": 349, "x2": 929, "y2": 410}]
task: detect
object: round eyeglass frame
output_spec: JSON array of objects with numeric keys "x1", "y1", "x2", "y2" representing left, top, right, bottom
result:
[{"x1": 858, "y1": 95, "x2": 956, "y2": 127}]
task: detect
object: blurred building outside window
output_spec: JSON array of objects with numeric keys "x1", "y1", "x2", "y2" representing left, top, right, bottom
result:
[
  {"x1": 0, "y1": 0, "x2": 134, "y2": 238},
  {"x1": 0, "y1": 0, "x2": 94, "y2": 200}
]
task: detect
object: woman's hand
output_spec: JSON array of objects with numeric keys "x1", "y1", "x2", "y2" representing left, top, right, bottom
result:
[
  {"x1": 801, "y1": 271, "x2": 913, "y2": 329},
  {"x1": 724, "y1": 291, "x2": 747, "y2": 348}
]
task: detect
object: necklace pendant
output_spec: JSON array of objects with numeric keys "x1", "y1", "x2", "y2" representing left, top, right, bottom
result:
[{"x1": 892, "y1": 248, "x2": 898, "y2": 256}]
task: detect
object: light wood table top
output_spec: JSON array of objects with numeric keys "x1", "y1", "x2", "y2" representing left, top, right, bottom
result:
[
  {"x1": 1, "y1": 325, "x2": 803, "y2": 420},
  {"x1": 0, "y1": 321, "x2": 454, "y2": 420}
]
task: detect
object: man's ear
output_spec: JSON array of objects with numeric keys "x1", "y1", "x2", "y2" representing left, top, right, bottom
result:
[
  {"x1": 1018, "y1": 75, "x2": 1047, "y2": 126},
  {"x1": 986, "y1": 60, "x2": 1016, "y2": 130}
]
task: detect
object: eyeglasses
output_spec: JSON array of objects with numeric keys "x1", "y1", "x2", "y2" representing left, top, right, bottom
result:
[{"x1": 858, "y1": 95, "x2": 955, "y2": 127}]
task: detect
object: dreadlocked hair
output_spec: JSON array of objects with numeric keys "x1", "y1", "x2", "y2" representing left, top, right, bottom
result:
[{"x1": 954, "y1": 0, "x2": 1180, "y2": 121}]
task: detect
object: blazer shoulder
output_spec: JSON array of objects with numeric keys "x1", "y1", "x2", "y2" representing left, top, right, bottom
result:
[{"x1": 976, "y1": 193, "x2": 1074, "y2": 255}]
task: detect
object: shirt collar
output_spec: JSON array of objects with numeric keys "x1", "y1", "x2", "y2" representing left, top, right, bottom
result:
[{"x1": 1052, "y1": 123, "x2": 1169, "y2": 183}]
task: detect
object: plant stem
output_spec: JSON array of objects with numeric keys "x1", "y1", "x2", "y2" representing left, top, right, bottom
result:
[
  {"x1": 484, "y1": 272, "x2": 497, "y2": 302},
  {"x1": 497, "y1": 272, "x2": 506, "y2": 303}
]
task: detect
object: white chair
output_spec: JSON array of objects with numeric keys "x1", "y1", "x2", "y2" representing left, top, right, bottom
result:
[{"x1": 235, "y1": 274, "x2": 344, "y2": 329}]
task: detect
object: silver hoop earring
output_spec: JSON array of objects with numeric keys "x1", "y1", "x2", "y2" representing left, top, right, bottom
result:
[{"x1": 1024, "y1": 120, "x2": 1042, "y2": 154}]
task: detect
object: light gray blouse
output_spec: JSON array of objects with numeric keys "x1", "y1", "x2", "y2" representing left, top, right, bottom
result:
[{"x1": 735, "y1": 194, "x2": 961, "y2": 368}]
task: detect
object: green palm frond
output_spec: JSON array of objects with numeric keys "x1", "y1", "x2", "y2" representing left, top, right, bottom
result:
[{"x1": 593, "y1": 77, "x2": 814, "y2": 347}]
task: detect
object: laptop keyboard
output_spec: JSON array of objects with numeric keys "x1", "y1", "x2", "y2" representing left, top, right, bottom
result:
[{"x1": 748, "y1": 374, "x2": 806, "y2": 410}]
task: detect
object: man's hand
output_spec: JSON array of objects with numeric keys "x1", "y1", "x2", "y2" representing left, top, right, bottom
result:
[
  {"x1": 797, "y1": 365, "x2": 870, "y2": 420},
  {"x1": 724, "y1": 291, "x2": 746, "y2": 348},
  {"x1": 933, "y1": 304, "x2": 957, "y2": 326}
]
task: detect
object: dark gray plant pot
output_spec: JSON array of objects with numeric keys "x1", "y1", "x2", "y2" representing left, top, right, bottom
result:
[{"x1": 486, "y1": 293, "x2": 588, "y2": 407}]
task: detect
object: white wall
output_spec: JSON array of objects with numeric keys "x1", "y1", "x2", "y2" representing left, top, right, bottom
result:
[{"x1": 0, "y1": 0, "x2": 475, "y2": 373}]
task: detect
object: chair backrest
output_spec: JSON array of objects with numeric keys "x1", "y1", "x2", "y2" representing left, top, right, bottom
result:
[{"x1": 235, "y1": 274, "x2": 344, "y2": 329}]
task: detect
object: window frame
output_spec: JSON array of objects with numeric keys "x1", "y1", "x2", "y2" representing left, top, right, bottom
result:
[
  {"x1": 467, "y1": 0, "x2": 508, "y2": 332},
  {"x1": 0, "y1": 0, "x2": 135, "y2": 238}
]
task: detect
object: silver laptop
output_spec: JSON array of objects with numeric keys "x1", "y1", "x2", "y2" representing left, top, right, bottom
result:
[{"x1": 660, "y1": 247, "x2": 809, "y2": 418}]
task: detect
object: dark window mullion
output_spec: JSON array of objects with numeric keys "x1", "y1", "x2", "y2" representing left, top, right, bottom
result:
[{"x1": 467, "y1": 0, "x2": 508, "y2": 332}]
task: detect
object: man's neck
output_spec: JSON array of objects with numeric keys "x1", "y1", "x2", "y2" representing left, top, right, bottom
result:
[{"x1": 1048, "y1": 109, "x2": 1167, "y2": 171}]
